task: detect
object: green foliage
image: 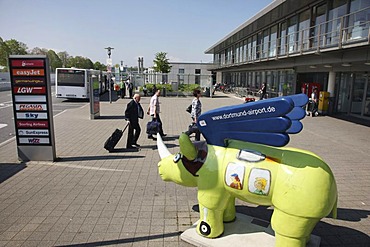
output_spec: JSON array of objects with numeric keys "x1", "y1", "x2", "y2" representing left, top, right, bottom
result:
[
  {"x1": 67, "y1": 56, "x2": 94, "y2": 69},
  {"x1": 153, "y1": 52, "x2": 171, "y2": 73},
  {"x1": 94, "y1": 61, "x2": 106, "y2": 71},
  {"x1": 178, "y1": 83, "x2": 200, "y2": 92},
  {"x1": 0, "y1": 37, "x2": 105, "y2": 72},
  {"x1": 5, "y1": 39, "x2": 28, "y2": 55},
  {"x1": 144, "y1": 83, "x2": 172, "y2": 92},
  {"x1": 47, "y1": 50, "x2": 63, "y2": 71}
]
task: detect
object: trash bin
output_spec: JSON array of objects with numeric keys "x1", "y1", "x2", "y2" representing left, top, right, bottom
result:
[
  {"x1": 161, "y1": 87, "x2": 166, "y2": 97},
  {"x1": 318, "y1": 91, "x2": 330, "y2": 115},
  {"x1": 204, "y1": 87, "x2": 210, "y2": 97}
]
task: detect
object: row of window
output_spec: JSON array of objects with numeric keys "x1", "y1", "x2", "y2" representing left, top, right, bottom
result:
[
  {"x1": 214, "y1": 0, "x2": 370, "y2": 66},
  {"x1": 223, "y1": 70, "x2": 296, "y2": 98}
]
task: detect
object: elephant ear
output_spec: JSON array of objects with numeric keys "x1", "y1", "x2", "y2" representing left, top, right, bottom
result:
[{"x1": 197, "y1": 94, "x2": 308, "y2": 147}]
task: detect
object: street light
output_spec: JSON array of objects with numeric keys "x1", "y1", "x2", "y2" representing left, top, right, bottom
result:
[
  {"x1": 105, "y1": 47, "x2": 114, "y2": 103},
  {"x1": 105, "y1": 47, "x2": 114, "y2": 58}
]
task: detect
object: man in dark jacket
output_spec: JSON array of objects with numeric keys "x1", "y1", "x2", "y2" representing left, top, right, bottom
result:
[{"x1": 125, "y1": 94, "x2": 144, "y2": 149}]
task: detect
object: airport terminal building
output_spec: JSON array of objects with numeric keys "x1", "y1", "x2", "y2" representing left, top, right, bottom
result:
[{"x1": 205, "y1": 0, "x2": 370, "y2": 120}]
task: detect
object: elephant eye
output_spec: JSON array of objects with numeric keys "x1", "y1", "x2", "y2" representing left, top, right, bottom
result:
[{"x1": 173, "y1": 153, "x2": 182, "y2": 163}]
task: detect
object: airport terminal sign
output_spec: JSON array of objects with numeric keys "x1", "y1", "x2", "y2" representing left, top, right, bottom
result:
[{"x1": 9, "y1": 55, "x2": 56, "y2": 161}]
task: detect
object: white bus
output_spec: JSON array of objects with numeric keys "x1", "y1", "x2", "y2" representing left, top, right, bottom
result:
[{"x1": 55, "y1": 68, "x2": 107, "y2": 99}]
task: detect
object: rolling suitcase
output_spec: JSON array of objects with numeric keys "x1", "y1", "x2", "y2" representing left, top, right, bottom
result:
[{"x1": 104, "y1": 122, "x2": 129, "y2": 152}]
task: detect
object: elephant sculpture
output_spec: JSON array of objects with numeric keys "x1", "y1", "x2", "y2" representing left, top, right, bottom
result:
[{"x1": 156, "y1": 94, "x2": 337, "y2": 247}]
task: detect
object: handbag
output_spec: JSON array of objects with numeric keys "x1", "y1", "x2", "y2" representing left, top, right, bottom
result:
[
  {"x1": 146, "y1": 120, "x2": 160, "y2": 135},
  {"x1": 186, "y1": 104, "x2": 192, "y2": 113}
]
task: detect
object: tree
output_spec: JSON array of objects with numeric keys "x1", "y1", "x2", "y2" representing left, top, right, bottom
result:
[
  {"x1": 30, "y1": 47, "x2": 48, "y2": 55},
  {"x1": 0, "y1": 37, "x2": 10, "y2": 69},
  {"x1": 153, "y1": 52, "x2": 171, "y2": 73},
  {"x1": 93, "y1": 61, "x2": 106, "y2": 71},
  {"x1": 57, "y1": 51, "x2": 69, "y2": 67},
  {"x1": 5, "y1": 39, "x2": 28, "y2": 55},
  {"x1": 47, "y1": 49, "x2": 62, "y2": 71}
]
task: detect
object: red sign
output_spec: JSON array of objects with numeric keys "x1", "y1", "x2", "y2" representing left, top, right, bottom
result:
[
  {"x1": 11, "y1": 59, "x2": 44, "y2": 67},
  {"x1": 13, "y1": 86, "x2": 46, "y2": 94},
  {"x1": 13, "y1": 78, "x2": 45, "y2": 84},
  {"x1": 17, "y1": 120, "x2": 49, "y2": 128},
  {"x1": 12, "y1": 69, "x2": 45, "y2": 76}
]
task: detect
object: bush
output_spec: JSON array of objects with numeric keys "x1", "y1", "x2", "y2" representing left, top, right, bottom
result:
[
  {"x1": 144, "y1": 83, "x2": 172, "y2": 93},
  {"x1": 178, "y1": 83, "x2": 201, "y2": 92}
]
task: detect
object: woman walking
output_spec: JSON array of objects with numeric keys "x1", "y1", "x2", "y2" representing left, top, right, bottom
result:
[{"x1": 186, "y1": 89, "x2": 202, "y2": 141}]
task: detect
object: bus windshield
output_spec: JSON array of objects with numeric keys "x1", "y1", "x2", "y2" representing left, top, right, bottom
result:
[{"x1": 57, "y1": 69, "x2": 85, "y2": 87}]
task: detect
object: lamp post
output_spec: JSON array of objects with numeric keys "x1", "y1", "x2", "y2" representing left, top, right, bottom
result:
[{"x1": 105, "y1": 47, "x2": 114, "y2": 103}]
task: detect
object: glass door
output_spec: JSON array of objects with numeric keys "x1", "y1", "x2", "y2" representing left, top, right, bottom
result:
[
  {"x1": 363, "y1": 74, "x2": 370, "y2": 117},
  {"x1": 337, "y1": 73, "x2": 351, "y2": 113},
  {"x1": 350, "y1": 73, "x2": 366, "y2": 115}
]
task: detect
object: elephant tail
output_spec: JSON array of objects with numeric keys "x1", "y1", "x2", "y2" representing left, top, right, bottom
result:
[{"x1": 329, "y1": 195, "x2": 338, "y2": 219}]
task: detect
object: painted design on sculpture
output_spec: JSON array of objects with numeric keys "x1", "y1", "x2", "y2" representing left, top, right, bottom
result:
[
  {"x1": 248, "y1": 168, "x2": 270, "y2": 195},
  {"x1": 156, "y1": 94, "x2": 338, "y2": 247},
  {"x1": 225, "y1": 162, "x2": 245, "y2": 190}
]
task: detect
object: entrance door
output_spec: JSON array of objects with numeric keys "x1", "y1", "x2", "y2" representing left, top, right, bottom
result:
[
  {"x1": 363, "y1": 74, "x2": 370, "y2": 117},
  {"x1": 350, "y1": 73, "x2": 366, "y2": 116},
  {"x1": 337, "y1": 73, "x2": 351, "y2": 113}
]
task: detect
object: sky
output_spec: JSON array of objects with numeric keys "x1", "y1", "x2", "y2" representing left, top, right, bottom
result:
[{"x1": 0, "y1": 0, "x2": 273, "y2": 68}]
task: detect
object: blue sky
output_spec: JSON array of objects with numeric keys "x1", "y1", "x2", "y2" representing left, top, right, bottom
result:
[{"x1": 0, "y1": 0, "x2": 273, "y2": 67}]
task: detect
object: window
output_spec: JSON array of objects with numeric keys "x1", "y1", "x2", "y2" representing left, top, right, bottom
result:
[
  {"x1": 178, "y1": 68, "x2": 184, "y2": 84},
  {"x1": 298, "y1": 10, "x2": 311, "y2": 51},
  {"x1": 287, "y1": 16, "x2": 298, "y2": 53},
  {"x1": 279, "y1": 22, "x2": 287, "y2": 55},
  {"x1": 261, "y1": 30, "x2": 269, "y2": 58},
  {"x1": 313, "y1": 4, "x2": 327, "y2": 48},
  {"x1": 195, "y1": 69, "x2": 201, "y2": 74},
  {"x1": 269, "y1": 25, "x2": 277, "y2": 57},
  {"x1": 348, "y1": 0, "x2": 370, "y2": 41},
  {"x1": 327, "y1": 0, "x2": 347, "y2": 46}
]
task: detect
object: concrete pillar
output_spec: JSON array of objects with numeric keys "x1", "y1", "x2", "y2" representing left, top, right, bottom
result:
[{"x1": 328, "y1": 71, "x2": 336, "y2": 96}]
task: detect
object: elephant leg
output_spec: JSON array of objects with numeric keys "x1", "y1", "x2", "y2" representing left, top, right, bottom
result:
[
  {"x1": 271, "y1": 208, "x2": 319, "y2": 247},
  {"x1": 197, "y1": 203, "x2": 224, "y2": 238},
  {"x1": 223, "y1": 196, "x2": 236, "y2": 222}
]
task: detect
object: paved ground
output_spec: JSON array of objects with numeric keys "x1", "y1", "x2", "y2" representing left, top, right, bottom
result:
[{"x1": 0, "y1": 92, "x2": 369, "y2": 247}]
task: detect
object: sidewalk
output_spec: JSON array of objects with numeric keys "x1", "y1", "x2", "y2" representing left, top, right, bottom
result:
[{"x1": 0, "y1": 93, "x2": 369, "y2": 247}]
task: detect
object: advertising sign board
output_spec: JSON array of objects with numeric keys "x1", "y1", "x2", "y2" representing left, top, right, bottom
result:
[{"x1": 9, "y1": 55, "x2": 56, "y2": 161}]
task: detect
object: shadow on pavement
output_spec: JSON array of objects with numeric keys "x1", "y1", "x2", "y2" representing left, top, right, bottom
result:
[
  {"x1": 56, "y1": 231, "x2": 182, "y2": 247},
  {"x1": 330, "y1": 114, "x2": 370, "y2": 127},
  {"x1": 0, "y1": 163, "x2": 27, "y2": 183},
  {"x1": 192, "y1": 204, "x2": 370, "y2": 246},
  {"x1": 56, "y1": 155, "x2": 144, "y2": 162},
  {"x1": 96, "y1": 115, "x2": 127, "y2": 120},
  {"x1": 100, "y1": 91, "x2": 120, "y2": 102}
]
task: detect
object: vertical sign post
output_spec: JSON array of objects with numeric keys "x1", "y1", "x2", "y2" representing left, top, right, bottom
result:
[
  {"x1": 9, "y1": 55, "x2": 56, "y2": 161},
  {"x1": 89, "y1": 75, "x2": 100, "y2": 119}
]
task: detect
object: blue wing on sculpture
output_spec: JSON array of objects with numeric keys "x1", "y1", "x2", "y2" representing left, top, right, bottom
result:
[{"x1": 197, "y1": 94, "x2": 309, "y2": 147}]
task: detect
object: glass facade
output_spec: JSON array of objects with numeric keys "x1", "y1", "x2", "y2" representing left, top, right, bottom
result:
[
  {"x1": 213, "y1": 2, "x2": 369, "y2": 66},
  {"x1": 211, "y1": 1, "x2": 369, "y2": 119}
]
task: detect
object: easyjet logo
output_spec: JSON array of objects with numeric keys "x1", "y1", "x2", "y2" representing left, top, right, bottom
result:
[{"x1": 12, "y1": 69, "x2": 44, "y2": 76}]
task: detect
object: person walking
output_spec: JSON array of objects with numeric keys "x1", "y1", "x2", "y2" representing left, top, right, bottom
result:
[
  {"x1": 258, "y1": 83, "x2": 267, "y2": 100},
  {"x1": 185, "y1": 89, "x2": 202, "y2": 141},
  {"x1": 311, "y1": 87, "x2": 319, "y2": 117},
  {"x1": 125, "y1": 94, "x2": 144, "y2": 149},
  {"x1": 128, "y1": 82, "x2": 134, "y2": 99},
  {"x1": 120, "y1": 80, "x2": 126, "y2": 99},
  {"x1": 147, "y1": 89, "x2": 166, "y2": 139}
]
